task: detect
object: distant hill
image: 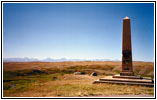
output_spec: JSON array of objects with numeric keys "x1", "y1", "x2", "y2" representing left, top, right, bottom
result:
[
  {"x1": 3, "y1": 58, "x2": 39, "y2": 62},
  {"x1": 3, "y1": 57, "x2": 120, "y2": 62}
]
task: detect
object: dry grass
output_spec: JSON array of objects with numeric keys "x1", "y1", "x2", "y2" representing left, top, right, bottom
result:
[
  {"x1": 3, "y1": 61, "x2": 154, "y2": 78},
  {"x1": 3, "y1": 74, "x2": 154, "y2": 97},
  {"x1": 3, "y1": 61, "x2": 154, "y2": 97},
  {"x1": 3, "y1": 61, "x2": 121, "y2": 71}
]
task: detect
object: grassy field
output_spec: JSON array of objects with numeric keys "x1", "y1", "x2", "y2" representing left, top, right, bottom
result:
[{"x1": 3, "y1": 61, "x2": 154, "y2": 97}]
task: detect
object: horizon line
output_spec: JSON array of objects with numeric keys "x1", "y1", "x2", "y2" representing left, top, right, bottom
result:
[{"x1": 3, "y1": 57, "x2": 154, "y2": 62}]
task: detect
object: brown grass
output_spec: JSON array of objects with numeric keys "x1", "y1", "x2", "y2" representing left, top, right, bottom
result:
[
  {"x1": 4, "y1": 61, "x2": 121, "y2": 71},
  {"x1": 3, "y1": 61, "x2": 154, "y2": 97},
  {"x1": 3, "y1": 61, "x2": 154, "y2": 77},
  {"x1": 3, "y1": 74, "x2": 154, "y2": 97}
]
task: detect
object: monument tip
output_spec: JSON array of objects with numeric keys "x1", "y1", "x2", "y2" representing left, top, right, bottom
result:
[{"x1": 123, "y1": 16, "x2": 129, "y2": 19}]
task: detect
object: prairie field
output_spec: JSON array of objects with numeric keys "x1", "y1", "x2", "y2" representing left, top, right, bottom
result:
[{"x1": 3, "y1": 61, "x2": 154, "y2": 97}]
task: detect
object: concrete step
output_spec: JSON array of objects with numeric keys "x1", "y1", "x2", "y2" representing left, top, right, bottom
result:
[
  {"x1": 93, "y1": 80, "x2": 154, "y2": 87},
  {"x1": 99, "y1": 78, "x2": 153, "y2": 84}
]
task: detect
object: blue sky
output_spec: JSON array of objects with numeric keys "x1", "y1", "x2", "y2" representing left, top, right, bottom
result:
[{"x1": 3, "y1": 3, "x2": 154, "y2": 62}]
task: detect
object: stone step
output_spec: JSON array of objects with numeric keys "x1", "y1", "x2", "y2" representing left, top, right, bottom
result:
[
  {"x1": 113, "y1": 75, "x2": 153, "y2": 80},
  {"x1": 113, "y1": 75, "x2": 142, "y2": 79},
  {"x1": 99, "y1": 78, "x2": 153, "y2": 84},
  {"x1": 93, "y1": 80, "x2": 154, "y2": 87}
]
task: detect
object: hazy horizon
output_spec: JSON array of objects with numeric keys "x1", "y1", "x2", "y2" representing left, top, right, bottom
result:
[
  {"x1": 3, "y1": 3, "x2": 154, "y2": 62},
  {"x1": 3, "y1": 57, "x2": 154, "y2": 62}
]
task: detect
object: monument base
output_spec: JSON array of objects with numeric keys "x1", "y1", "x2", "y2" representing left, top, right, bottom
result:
[
  {"x1": 113, "y1": 74, "x2": 142, "y2": 79},
  {"x1": 93, "y1": 75, "x2": 154, "y2": 87},
  {"x1": 120, "y1": 71, "x2": 134, "y2": 76}
]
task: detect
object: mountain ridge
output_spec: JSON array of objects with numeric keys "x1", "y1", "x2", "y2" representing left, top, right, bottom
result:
[{"x1": 3, "y1": 57, "x2": 120, "y2": 62}]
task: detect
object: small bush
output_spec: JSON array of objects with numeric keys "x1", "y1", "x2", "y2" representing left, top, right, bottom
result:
[
  {"x1": 61, "y1": 69, "x2": 76, "y2": 74},
  {"x1": 3, "y1": 71, "x2": 18, "y2": 80},
  {"x1": 80, "y1": 72, "x2": 86, "y2": 75},
  {"x1": 3, "y1": 85, "x2": 11, "y2": 90}
]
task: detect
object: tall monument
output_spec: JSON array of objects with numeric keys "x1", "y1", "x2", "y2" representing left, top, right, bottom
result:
[
  {"x1": 93, "y1": 16, "x2": 154, "y2": 87},
  {"x1": 120, "y1": 16, "x2": 134, "y2": 76}
]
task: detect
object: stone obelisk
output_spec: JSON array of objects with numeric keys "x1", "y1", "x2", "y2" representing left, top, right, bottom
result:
[
  {"x1": 93, "y1": 17, "x2": 154, "y2": 87},
  {"x1": 120, "y1": 16, "x2": 134, "y2": 76}
]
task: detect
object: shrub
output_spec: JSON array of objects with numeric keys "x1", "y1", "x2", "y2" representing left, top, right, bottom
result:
[
  {"x1": 3, "y1": 85, "x2": 11, "y2": 90},
  {"x1": 80, "y1": 72, "x2": 86, "y2": 75}
]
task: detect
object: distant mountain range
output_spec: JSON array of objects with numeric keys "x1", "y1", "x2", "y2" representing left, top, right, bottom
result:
[{"x1": 3, "y1": 57, "x2": 120, "y2": 62}]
